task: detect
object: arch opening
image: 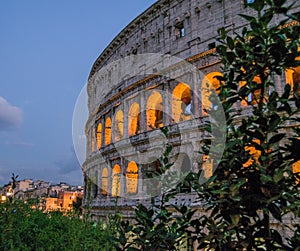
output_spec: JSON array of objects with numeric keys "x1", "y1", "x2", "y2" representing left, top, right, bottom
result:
[
  {"x1": 114, "y1": 109, "x2": 124, "y2": 141},
  {"x1": 146, "y1": 90, "x2": 163, "y2": 130},
  {"x1": 126, "y1": 161, "x2": 139, "y2": 195}
]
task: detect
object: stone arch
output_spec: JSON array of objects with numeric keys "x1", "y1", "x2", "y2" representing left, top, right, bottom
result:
[
  {"x1": 202, "y1": 71, "x2": 223, "y2": 113},
  {"x1": 114, "y1": 109, "x2": 124, "y2": 141},
  {"x1": 112, "y1": 164, "x2": 121, "y2": 197},
  {"x1": 126, "y1": 161, "x2": 139, "y2": 195},
  {"x1": 286, "y1": 47, "x2": 300, "y2": 96},
  {"x1": 101, "y1": 167, "x2": 108, "y2": 196},
  {"x1": 105, "y1": 117, "x2": 112, "y2": 145},
  {"x1": 96, "y1": 123, "x2": 102, "y2": 149},
  {"x1": 128, "y1": 102, "x2": 140, "y2": 136},
  {"x1": 172, "y1": 82, "x2": 192, "y2": 123},
  {"x1": 146, "y1": 90, "x2": 163, "y2": 130}
]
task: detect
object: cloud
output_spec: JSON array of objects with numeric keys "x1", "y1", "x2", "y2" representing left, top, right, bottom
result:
[
  {"x1": 0, "y1": 96, "x2": 22, "y2": 131},
  {"x1": 55, "y1": 147, "x2": 81, "y2": 175},
  {"x1": 5, "y1": 140, "x2": 34, "y2": 148}
]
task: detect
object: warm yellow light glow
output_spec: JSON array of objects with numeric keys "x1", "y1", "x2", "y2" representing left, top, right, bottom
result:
[
  {"x1": 286, "y1": 46, "x2": 300, "y2": 95},
  {"x1": 243, "y1": 139, "x2": 261, "y2": 167},
  {"x1": 96, "y1": 123, "x2": 102, "y2": 149},
  {"x1": 105, "y1": 117, "x2": 112, "y2": 145},
  {"x1": 101, "y1": 167, "x2": 108, "y2": 196},
  {"x1": 202, "y1": 155, "x2": 213, "y2": 178},
  {"x1": 293, "y1": 160, "x2": 300, "y2": 184},
  {"x1": 146, "y1": 90, "x2": 163, "y2": 130},
  {"x1": 126, "y1": 161, "x2": 138, "y2": 194},
  {"x1": 128, "y1": 102, "x2": 140, "y2": 136},
  {"x1": 202, "y1": 72, "x2": 223, "y2": 113},
  {"x1": 172, "y1": 82, "x2": 191, "y2": 123},
  {"x1": 112, "y1": 164, "x2": 121, "y2": 197},
  {"x1": 114, "y1": 110, "x2": 124, "y2": 141}
]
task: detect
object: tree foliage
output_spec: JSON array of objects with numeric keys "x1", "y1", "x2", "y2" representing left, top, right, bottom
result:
[
  {"x1": 0, "y1": 199, "x2": 113, "y2": 251},
  {"x1": 191, "y1": 0, "x2": 300, "y2": 250}
]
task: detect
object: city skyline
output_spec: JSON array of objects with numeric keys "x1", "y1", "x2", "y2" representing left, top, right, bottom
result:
[{"x1": 0, "y1": 0, "x2": 157, "y2": 186}]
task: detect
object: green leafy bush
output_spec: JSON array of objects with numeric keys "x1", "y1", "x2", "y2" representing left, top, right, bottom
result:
[{"x1": 0, "y1": 200, "x2": 113, "y2": 251}]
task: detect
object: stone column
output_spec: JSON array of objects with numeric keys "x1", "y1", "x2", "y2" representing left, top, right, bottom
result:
[
  {"x1": 140, "y1": 91, "x2": 147, "y2": 132},
  {"x1": 192, "y1": 71, "x2": 201, "y2": 118},
  {"x1": 164, "y1": 80, "x2": 172, "y2": 126}
]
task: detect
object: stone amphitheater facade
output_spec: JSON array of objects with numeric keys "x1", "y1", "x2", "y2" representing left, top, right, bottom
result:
[{"x1": 83, "y1": 0, "x2": 300, "y2": 234}]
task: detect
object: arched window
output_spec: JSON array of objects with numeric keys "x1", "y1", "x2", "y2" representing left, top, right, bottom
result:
[
  {"x1": 96, "y1": 123, "x2": 102, "y2": 149},
  {"x1": 114, "y1": 110, "x2": 124, "y2": 141},
  {"x1": 112, "y1": 164, "x2": 121, "y2": 197},
  {"x1": 146, "y1": 90, "x2": 163, "y2": 130},
  {"x1": 128, "y1": 102, "x2": 140, "y2": 136},
  {"x1": 172, "y1": 82, "x2": 192, "y2": 123},
  {"x1": 286, "y1": 47, "x2": 300, "y2": 96},
  {"x1": 241, "y1": 76, "x2": 263, "y2": 105},
  {"x1": 101, "y1": 167, "x2": 108, "y2": 196},
  {"x1": 202, "y1": 72, "x2": 223, "y2": 113},
  {"x1": 126, "y1": 161, "x2": 138, "y2": 194},
  {"x1": 105, "y1": 117, "x2": 112, "y2": 145}
]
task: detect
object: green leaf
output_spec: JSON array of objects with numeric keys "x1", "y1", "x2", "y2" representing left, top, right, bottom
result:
[
  {"x1": 240, "y1": 14, "x2": 256, "y2": 22},
  {"x1": 268, "y1": 203, "x2": 282, "y2": 221},
  {"x1": 227, "y1": 37, "x2": 235, "y2": 50},
  {"x1": 230, "y1": 214, "x2": 240, "y2": 226},
  {"x1": 268, "y1": 133, "x2": 285, "y2": 145}
]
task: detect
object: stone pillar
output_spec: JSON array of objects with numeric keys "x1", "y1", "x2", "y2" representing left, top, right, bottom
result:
[
  {"x1": 137, "y1": 163, "x2": 143, "y2": 196},
  {"x1": 120, "y1": 158, "x2": 126, "y2": 198},
  {"x1": 192, "y1": 71, "x2": 201, "y2": 118},
  {"x1": 163, "y1": 80, "x2": 172, "y2": 126},
  {"x1": 124, "y1": 100, "x2": 129, "y2": 138},
  {"x1": 140, "y1": 91, "x2": 147, "y2": 132}
]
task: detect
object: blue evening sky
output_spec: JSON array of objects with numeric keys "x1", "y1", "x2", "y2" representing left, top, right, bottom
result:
[{"x1": 0, "y1": 0, "x2": 157, "y2": 186}]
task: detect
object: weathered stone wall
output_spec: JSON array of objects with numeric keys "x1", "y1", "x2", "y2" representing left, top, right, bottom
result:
[{"x1": 83, "y1": 0, "x2": 300, "y2": 235}]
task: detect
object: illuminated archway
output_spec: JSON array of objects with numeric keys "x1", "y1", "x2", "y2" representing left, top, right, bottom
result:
[
  {"x1": 286, "y1": 47, "x2": 300, "y2": 96},
  {"x1": 243, "y1": 140, "x2": 261, "y2": 168},
  {"x1": 202, "y1": 72, "x2": 223, "y2": 113},
  {"x1": 293, "y1": 160, "x2": 300, "y2": 184},
  {"x1": 105, "y1": 117, "x2": 112, "y2": 145},
  {"x1": 101, "y1": 167, "x2": 108, "y2": 196},
  {"x1": 172, "y1": 82, "x2": 192, "y2": 123},
  {"x1": 128, "y1": 102, "x2": 140, "y2": 136},
  {"x1": 126, "y1": 161, "x2": 139, "y2": 194},
  {"x1": 146, "y1": 90, "x2": 163, "y2": 130},
  {"x1": 112, "y1": 164, "x2": 121, "y2": 197},
  {"x1": 114, "y1": 110, "x2": 124, "y2": 141},
  {"x1": 96, "y1": 123, "x2": 102, "y2": 149}
]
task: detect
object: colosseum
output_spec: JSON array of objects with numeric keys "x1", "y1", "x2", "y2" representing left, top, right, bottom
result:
[{"x1": 83, "y1": 0, "x2": 300, "y2": 238}]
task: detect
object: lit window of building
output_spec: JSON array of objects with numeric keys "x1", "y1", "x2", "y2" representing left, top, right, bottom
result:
[
  {"x1": 114, "y1": 109, "x2": 124, "y2": 141},
  {"x1": 126, "y1": 161, "x2": 139, "y2": 194},
  {"x1": 128, "y1": 102, "x2": 140, "y2": 136},
  {"x1": 96, "y1": 123, "x2": 102, "y2": 149},
  {"x1": 105, "y1": 117, "x2": 112, "y2": 145},
  {"x1": 146, "y1": 90, "x2": 163, "y2": 130},
  {"x1": 112, "y1": 165, "x2": 121, "y2": 197},
  {"x1": 172, "y1": 82, "x2": 192, "y2": 123}
]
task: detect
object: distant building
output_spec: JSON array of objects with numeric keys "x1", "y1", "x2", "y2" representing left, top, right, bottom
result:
[{"x1": 0, "y1": 179, "x2": 83, "y2": 212}]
